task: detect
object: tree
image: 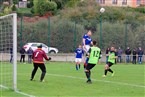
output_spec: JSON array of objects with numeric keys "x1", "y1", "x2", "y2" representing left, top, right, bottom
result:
[{"x1": 33, "y1": 0, "x2": 57, "y2": 16}]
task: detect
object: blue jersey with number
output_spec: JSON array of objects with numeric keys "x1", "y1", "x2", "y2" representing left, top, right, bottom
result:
[
  {"x1": 83, "y1": 34, "x2": 92, "y2": 45},
  {"x1": 75, "y1": 48, "x2": 84, "y2": 58}
]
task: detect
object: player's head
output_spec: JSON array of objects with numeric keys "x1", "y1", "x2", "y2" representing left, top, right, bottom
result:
[
  {"x1": 87, "y1": 30, "x2": 92, "y2": 36},
  {"x1": 37, "y1": 44, "x2": 42, "y2": 48},
  {"x1": 110, "y1": 46, "x2": 115, "y2": 51},
  {"x1": 92, "y1": 40, "x2": 97, "y2": 46},
  {"x1": 78, "y1": 44, "x2": 82, "y2": 48}
]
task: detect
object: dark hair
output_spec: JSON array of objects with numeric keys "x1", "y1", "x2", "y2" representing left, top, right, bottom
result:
[
  {"x1": 93, "y1": 40, "x2": 97, "y2": 45},
  {"x1": 37, "y1": 44, "x2": 42, "y2": 48}
]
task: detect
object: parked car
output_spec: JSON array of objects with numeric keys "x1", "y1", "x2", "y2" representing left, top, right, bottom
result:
[{"x1": 23, "y1": 43, "x2": 58, "y2": 54}]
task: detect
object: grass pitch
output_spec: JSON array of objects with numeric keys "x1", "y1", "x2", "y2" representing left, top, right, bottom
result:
[{"x1": 0, "y1": 62, "x2": 145, "y2": 97}]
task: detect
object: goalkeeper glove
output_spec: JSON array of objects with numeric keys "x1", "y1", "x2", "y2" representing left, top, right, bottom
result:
[{"x1": 48, "y1": 57, "x2": 51, "y2": 61}]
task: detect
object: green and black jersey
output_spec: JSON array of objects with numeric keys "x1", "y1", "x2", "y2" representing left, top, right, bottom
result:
[
  {"x1": 108, "y1": 51, "x2": 117, "y2": 64},
  {"x1": 88, "y1": 46, "x2": 101, "y2": 64}
]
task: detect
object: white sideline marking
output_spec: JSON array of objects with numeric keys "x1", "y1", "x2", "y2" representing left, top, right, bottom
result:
[
  {"x1": 15, "y1": 90, "x2": 35, "y2": 97},
  {"x1": 47, "y1": 73, "x2": 145, "y2": 88},
  {"x1": 0, "y1": 85, "x2": 35, "y2": 97}
]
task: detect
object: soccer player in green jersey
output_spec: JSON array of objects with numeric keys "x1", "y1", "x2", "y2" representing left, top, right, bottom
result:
[
  {"x1": 85, "y1": 40, "x2": 101, "y2": 83},
  {"x1": 102, "y1": 46, "x2": 117, "y2": 77}
]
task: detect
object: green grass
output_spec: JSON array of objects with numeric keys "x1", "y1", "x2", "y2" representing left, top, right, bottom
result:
[{"x1": 0, "y1": 62, "x2": 145, "y2": 97}]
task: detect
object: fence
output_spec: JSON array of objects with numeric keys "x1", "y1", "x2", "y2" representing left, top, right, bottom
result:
[
  {"x1": 17, "y1": 16, "x2": 145, "y2": 53},
  {"x1": 1, "y1": 53, "x2": 145, "y2": 64}
]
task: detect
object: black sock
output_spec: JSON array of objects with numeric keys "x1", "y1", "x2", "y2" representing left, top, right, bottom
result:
[
  {"x1": 85, "y1": 71, "x2": 91, "y2": 80},
  {"x1": 79, "y1": 64, "x2": 80, "y2": 69},
  {"x1": 104, "y1": 69, "x2": 108, "y2": 75},
  {"x1": 108, "y1": 68, "x2": 113, "y2": 73}
]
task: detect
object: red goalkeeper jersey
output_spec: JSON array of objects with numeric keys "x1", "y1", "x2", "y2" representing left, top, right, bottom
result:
[{"x1": 32, "y1": 48, "x2": 49, "y2": 63}]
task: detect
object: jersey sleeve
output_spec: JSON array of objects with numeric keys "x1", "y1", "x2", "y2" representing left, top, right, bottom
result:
[
  {"x1": 83, "y1": 34, "x2": 87, "y2": 39},
  {"x1": 43, "y1": 51, "x2": 49, "y2": 60},
  {"x1": 99, "y1": 51, "x2": 102, "y2": 59},
  {"x1": 82, "y1": 50, "x2": 84, "y2": 55},
  {"x1": 75, "y1": 49, "x2": 77, "y2": 53},
  {"x1": 88, "y1": 48, "x2": 91, "y2": 53},
  {"x1": 115, "y1": 52, "x2": 118, "y2": 56}
]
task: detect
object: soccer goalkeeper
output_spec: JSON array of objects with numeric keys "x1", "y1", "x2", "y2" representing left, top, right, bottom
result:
[{"x1": 30, "y1": 44, "x2": 51, "y2": 82}]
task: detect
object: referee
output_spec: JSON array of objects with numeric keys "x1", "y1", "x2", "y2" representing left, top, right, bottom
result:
[
  {"x1": 30, "y1": 44, "x2": 51, "y2": 82},
  {"x1": 85, "y1": 40, "x2": 101, "y2": 83}
]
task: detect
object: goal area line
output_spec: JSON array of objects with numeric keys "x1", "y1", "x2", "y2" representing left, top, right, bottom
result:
[{"x1": 0, "y1": 85, "x2": 35, "y2": 97}]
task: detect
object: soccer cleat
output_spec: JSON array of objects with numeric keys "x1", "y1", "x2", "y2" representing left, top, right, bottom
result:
[
  {"x1": 30, "y1": 78, "x2": 33, "y2": 81},
  {"x1": 102, "y1": 75, "x2": 106, "y2": 77},
  {"x1": 86, "y1": 79, "x2": 92, "y2": 84},
  {"x1": 40, "y1": 80, "x2": 45, "y2": 83},
  {"x1": 111, "y1": 72, "x2": 115, "y2": 77}
]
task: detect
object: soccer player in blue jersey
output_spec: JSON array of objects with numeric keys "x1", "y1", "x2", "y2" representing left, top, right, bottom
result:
[
  {"x1": 75, "y1": 45, "x2": 84, "y2": 70},
  {"x1": 82, "y1": 30, "x2": 92, "y2": 53},
  {"x1": 82, "y1": 30, "x2": 92, "y2": 69}
]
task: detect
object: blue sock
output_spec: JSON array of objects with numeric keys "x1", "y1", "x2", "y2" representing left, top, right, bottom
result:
[{"x1": 76, "y1": 65, "x2": 78, "y2": 70}]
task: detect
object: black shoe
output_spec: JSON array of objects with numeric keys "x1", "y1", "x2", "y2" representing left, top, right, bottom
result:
[
  {"x1": 86, "y1": 79, "x2": 92, "y2": 84},
  {"x1": 30, "y1": 78, "x2": 33, "y2": 81}
]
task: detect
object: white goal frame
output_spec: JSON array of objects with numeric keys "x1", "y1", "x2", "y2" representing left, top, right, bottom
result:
[{"x1": 0, "y1": 13, "x2": 17, "y2": 91}]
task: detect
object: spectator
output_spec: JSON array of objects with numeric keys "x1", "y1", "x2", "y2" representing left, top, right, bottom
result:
[
  {"x1": 125, "y1": 47, "x2": 131, "y2": 63},
  {"x1": 105, "y1": 48, "x2": 110, "y2": 64},
  {"x1": 132, "y1": 49, "x2": 137, "y2": 64},
  {"x1": 117, "y1": 47, "x2": 123, "y2": 63},
  {"x1": 114, "y1": 49, "x2": 118, "y2": 64},
  {"x1": 10, "y1": 48, "x2": 13, "y2": 63},
  {"x1": 27, "y1": 47, "x2": 33, "y2": 63},
  {"x1": 137, "y1": 47, "x2": 144, "y2": 64},
  {"x1": 20, "y1": 47, "x2": 26, "y2": 63}
]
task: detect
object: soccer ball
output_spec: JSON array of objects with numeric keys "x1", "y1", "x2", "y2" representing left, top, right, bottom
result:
[{"x1": 100, "y1": 7, "x2": 105, "y2": 13}]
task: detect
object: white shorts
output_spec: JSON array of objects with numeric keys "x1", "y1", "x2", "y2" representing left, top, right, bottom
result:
[
  {"x1": 83, "y1": 45, "x2": 90, "y2": 53},
  {"x1": 75, "y1": 58, "x2": 82, "y2": 63}
]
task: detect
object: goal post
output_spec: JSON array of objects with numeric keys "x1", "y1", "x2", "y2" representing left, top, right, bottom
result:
[
  {"x1": 0, "y1": 13, "x2": 17, "y2": 91},
  {"x1": 12, "y1": 13, "x2": 17, "y2": 91}
]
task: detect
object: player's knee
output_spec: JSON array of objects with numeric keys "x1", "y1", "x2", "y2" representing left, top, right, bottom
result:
[
  {"x1": 105, "y1": 65, "x2": 109, "y2": 70},
  {"x1": 85, "y1": 69, "x2": 90, "y2": 72}
]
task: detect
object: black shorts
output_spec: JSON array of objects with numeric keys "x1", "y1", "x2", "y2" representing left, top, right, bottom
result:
[
  {"x1": 86, "y1": 63, "x2": 96, "y2": 71},
  {"x1": 107, "y1": 62, "x2": 114, "y2": 67},
  {"x1": 33, "y1": 63, "x2": 46, "y2": 72}
]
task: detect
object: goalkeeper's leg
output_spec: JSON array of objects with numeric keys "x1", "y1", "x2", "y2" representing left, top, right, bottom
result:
[
  {"x1": 30, "y1": 63, "x2": 38, "y2": 80},
  {"x1": 39, "y1": 64, "x2": 46, "y2": 82}
]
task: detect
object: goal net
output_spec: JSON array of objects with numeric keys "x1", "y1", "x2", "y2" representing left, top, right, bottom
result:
[{"x1": 0, "y1": 13, "x2": 17, "y2": 91}]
